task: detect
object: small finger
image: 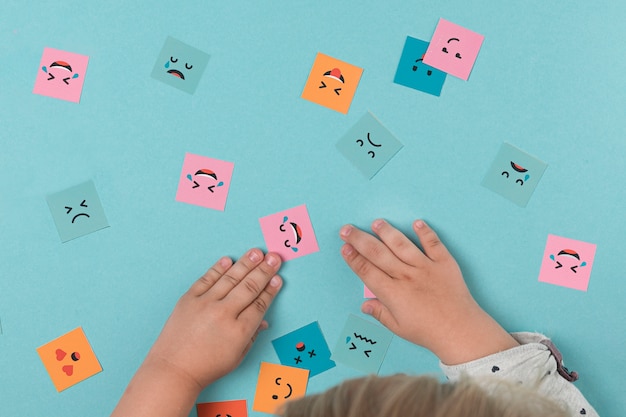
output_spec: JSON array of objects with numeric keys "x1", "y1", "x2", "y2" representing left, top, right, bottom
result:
[
  {"x1": 413, "y1": 220, "x2": 451, "y2": 262},
  {"x1": 227, "y1": 253, "x2": 282, "y2": 311},
  {"x1": 340, "y1": 243, "x2": 394, "y2": 298},
  {"x1": 371, "y1": 219, "x2": 425, "y2": 266},
  {"x1": 208, "y1": 248, "x2": 265, "y2": 300},
  {"x1": 187, "y1": 256, "x2": 233, "y2": 297}
]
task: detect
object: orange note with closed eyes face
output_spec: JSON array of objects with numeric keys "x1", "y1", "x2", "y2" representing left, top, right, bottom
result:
[
  {"x1": 301, "y1": 52, "x2": 363, "y2": 114},
  {"x1": 36, "y1": 327, "x2": 102, "y2": 392},
  {"x1": 252, "y1": 362, "x2": 309, "y2": 414}
]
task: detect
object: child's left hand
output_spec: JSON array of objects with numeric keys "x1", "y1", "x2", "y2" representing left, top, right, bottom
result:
[{"x1": 143, "y1": 249, "x2": 283, "y2": 389}]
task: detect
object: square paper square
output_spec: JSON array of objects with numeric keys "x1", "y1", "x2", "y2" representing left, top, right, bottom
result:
[
  {"x1": 301, "y1": 52, "x2": 363, "y2": 114},
  {"x1": 422, "y1": 18, "x2": 484, "y2": 80},
  {"x1": 151, "y1": 36, "x2": 210, "y2": 94},
  {"x1": 36, "y1": 327, "x2": 102, "y2": 392},
  {"x1": 481, "y1": 143, "x2": 547, "y2": 207},
  {"x1": 46, "y1": 180, "x2": 109, "y2": 242},
  {"x1": 259, "y1": 204, "x2": 319, "y2": 261},
  {"x1": 33, "y1": 47, "x2": 89, "y2": 103},
  {"x1": 331, "y1": 314, "x2": 393, "y2": 374},
  {"x1": 197, "y1": 399, "x2": 247, "y2": 417},
  {"x1": 364, "y1": 286, "x2": 376, "y2": 298},
  {"x1": 252, "y1": 362, "x2": 309, "y2": 414},
  {"x1": 538, "y1": 234, "x2": 597, "y2": 291},
  {"x1": 272, "y1": 321, "x2": 336, "y2": 377},
  {"x1": 393, "y1": 36, "x2": 447, "y2": 96},
  {"x1": 175, "y1": 153, "x2": 234, "y2": 211},
  {"x1": 337, "y1": 112, "x2": 403, "y2": 179}
]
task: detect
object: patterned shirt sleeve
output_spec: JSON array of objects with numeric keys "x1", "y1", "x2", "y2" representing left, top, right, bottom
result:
[{"x1": 439, "y1": 332, "x2": 598, "y2": 416}]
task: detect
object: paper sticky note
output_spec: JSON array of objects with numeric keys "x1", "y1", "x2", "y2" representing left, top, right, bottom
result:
[
  {"x1": 364, "y1": 286, "x2": 376, "y2": 298},
  {"x1": 197, "y1": 399, "x2": 247, "y2": 417},
  {"x1": 36, "y1": 327, "x2": 102, "y2": 392},
  {"x1": 423, "y1": 18, "x2": 484, "y2": 80},
  {"x1": 393, "y1": 36, "x2": 447, "y2": 96},
  {"x1": 272, "y1": 322, "x2": 336, "y2": 377},
  {"x1": 331, "y1": 314, "x2": 393, "y2": 374},
  {"x1": 538, "y1": 234, "x2": 597, "y2": 291},
  {"x1": 46, "y1": 180, "x2": 109, "y2": 242},
  {"x1": 175, "y1": 153, "x2": 234, "y2": 211},
  {"x1": 259, "y1": 204, "x2": 319, "y2": 261},
  {"x1": 301, "y1": 52, "x2": 363, "y2": 114},
  {"x1": 252, "y1": 362, "x2": 309, "y2": 414},
  {"x1": 33, "y1": 47, "x2": 89, "y2": 103},
  {"x1": 336, "y1": 112, "x2": 403, "y2": 179},
  {"x1": 151, "y1": 36, "x2": 210, "y2": 94},
  {"x1": 481, "y1": 143, "x2": 547, "y2": 207}
]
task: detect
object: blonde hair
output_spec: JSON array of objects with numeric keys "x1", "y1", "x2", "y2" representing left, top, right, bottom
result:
[{"x1": 280, "y1": 374, "x2": 567, "y2": 417}]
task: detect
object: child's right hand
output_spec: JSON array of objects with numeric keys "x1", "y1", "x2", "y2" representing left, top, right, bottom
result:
[{"x1": 339, "y1": 219, "x2": 519, "y2": 365}]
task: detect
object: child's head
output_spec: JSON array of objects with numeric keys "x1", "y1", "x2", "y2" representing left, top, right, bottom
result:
[{"x1": 279, "y1": 374, "x2": 567, "y2": 417}]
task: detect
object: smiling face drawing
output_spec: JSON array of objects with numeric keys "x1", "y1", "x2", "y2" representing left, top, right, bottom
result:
[
  {"x1": 253, "y1": 362, "x2": 309, "y2": 413},
  {"x1": 42, "y1": 61, "x2": 80, "y2": 85},
  {"x1": 186, "y1": 169, "x2": 224, "y2": 193},
  {"x1": 279, "y1": 216, "x2": 302, "y2": 252},
  {"x1": 550, "y1": 249, "x2": 587, "y2": 274},
  {"x1": 271, "y1": 377, "x2": 293, "y2": 400},
  {"x1": 355, "y1": 132, "x2": 382, "y2": 158},
  {"x1": 501, "y1": 161, "x2": 530, "y2": 186}
]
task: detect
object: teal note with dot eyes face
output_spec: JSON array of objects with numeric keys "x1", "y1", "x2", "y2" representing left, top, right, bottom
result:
[
  {"x1": 393, "y1": 36, "x2": 447, "y2": 96},
  {"x1": 46, "y1": 180, "x2": 109, "y2": 242},
  {"x1": 481, "y1": 142, "x2": 548, "y2": 207},
  {"x1": 151, "y1": 36, "x2": 210, "y2": 94},
  {"x1": 272, "y1": 321, "x2": 336, "y2": 377}
]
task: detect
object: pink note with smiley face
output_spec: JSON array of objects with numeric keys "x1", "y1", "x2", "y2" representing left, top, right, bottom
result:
[
  {"x1": 33, "y1": 47, "x2": 89, "y2": 103},
  {"x1": 259, "y1": 205, "x2": 319, "y2": 261},
  {"x1": 538, "y1": 234, "x2": 597, "y2": 291},
  {"x1": 175, "y1": 153, "x2": 234, "y2": 211},
  {"x1": 423, "y1": 18, "x2": 484, "y2": 80}
]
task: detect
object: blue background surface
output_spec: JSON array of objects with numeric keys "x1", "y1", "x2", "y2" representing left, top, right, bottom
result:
[{"x1": 1, "y1": 1, "x2": 624, "y2": 416}]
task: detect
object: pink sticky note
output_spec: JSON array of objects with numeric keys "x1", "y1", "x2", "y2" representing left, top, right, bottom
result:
[
  {"x1": 175, "y1": 153, "x2": 234, "y2": 211},
  {"x1": 259, "y1": 205, "x2": 319, "y2": 261},
  {"x1": 33, "y1": 47, "x2": 89, "y2": 103},
  {"x1": 538, "y1": 234, "x2": 597, "y2": 291},
  {"x1": 364, "y1": 286, "x2": 376, "y2": 298},
  {"x1": 422, "y1": 18, "x2": 484, "y2": 80}
]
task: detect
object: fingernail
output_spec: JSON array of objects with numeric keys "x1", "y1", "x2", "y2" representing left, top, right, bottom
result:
[
  {"x1": 341, "y1": 244, "x2": 353, "y2": 256},
  {"x1": 266, "y1": 254, "x2": 279, "y2": 267},
  {"x1": 340, "y1": 225, "x2": 352, "y2": 238},
  {"x1": 414, "y1": 220, "x2": 425, "y2": 229},
  {"x1": 269, "y1": 275, "x2": 281, "y2": 287},
  {"x1": 219, "y1": 257, "x2": 231, "y2": 268},
  {"x1": 362, "y1": 304, "x2": 373, "y2": 315},
  {"x1": 372, "y1": 219, "x2": 385, "y2": 231},
  {"x1": 249, "y1": 250, "x2": 261, "y2": 262}
]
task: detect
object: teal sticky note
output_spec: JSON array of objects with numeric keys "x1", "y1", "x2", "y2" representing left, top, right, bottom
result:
[
  {"x1": 393, "y1": 36, "x2": 447, "y2": 96},
  {"x1": 481, "y1": 143, "x2": 547, "y2": 207},
  {"x1": 272, "y1": 321, "x2": 336, "y2": 377},
  {"x1": 331, "y1": 314, "x2": 393, "y2": 374},
  {"x1": 151, "y1": 36, "x2": 210, "y2": 94},
  {"x1": 337, "y1": 112, "x2": 403, "y2": 179},
  {"x1": 46, "y1": 180, "x2": 109, "y2": 242}
]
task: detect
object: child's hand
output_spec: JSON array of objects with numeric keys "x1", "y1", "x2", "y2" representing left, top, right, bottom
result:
[
  {"x1": 143, "y1": 249, "x2": 283, "y2": 389},
  {"x1": 339, "y1": 219, "x2": 518, "y2": 365}
]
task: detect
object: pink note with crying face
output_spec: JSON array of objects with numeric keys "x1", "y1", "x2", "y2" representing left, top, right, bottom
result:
[
  {"x1": 538, "y1": 234, "x2": 597, "y2": 291},
  {"x1": 259, "y1": 205, "x2": 319, "y2": 261},
  {"x1": 33, "y1": 47, "x2": 89, "y2": 103}
]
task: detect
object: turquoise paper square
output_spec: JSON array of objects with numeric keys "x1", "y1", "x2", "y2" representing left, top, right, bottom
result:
[
  {"x1": 151, "y1": 36, "x2": 210, "y2": 94},
  {"x1": 272, "y1": 321, "x2": 335, "y2": 377},
  {"x1": 393, "y1": 36, "x2": 446, "y2": 96}
]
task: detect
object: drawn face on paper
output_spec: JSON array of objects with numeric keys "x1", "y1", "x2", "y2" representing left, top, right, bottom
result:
[
  {"x1": 259, "y1": 205, "x2": 319, "y2": 261},
  {"x1": 481, "y1": 143, "x2": 547, "y2": 207},
  {"x1": 36, "y1": 327, "x2": 102, "y2": 392},
  {"x1": 272, "y1": 322, "x2": 336, "y2": 377},
  {"x1": 33, "y1": 48, "x2": 89, "y2": 103},
  {"x1": 151, "y1": 37, "x2": 210, "y2": 94},
  {"x1": 252, "y1": 362, "x2": 309, "y2": 414},
  {"x1": 332, "y1": 314, "x2": 393, "y2": 374},
  {"x1": 336, "y1": 112, "x2": 403, "y2": 179},
  {"x1": 176, "y1": 153, "x2": 234, "y2": 211},
  {"x1": 393, "y1": 36, "x2": 446, "y2": 96},
  {"x1": 539, "y1": 235, "x2": 596, "y2": 291},
  {"x1": 422, "y1": 18, "x2": 484, "y2": 80},
  {"x1": 196, "y1": 399, "x2": 247, "y2": 417},
  {"x1": 46, "y1": 180, "x2": 109, "y2": 242},
  {"x1": 301, "y1": 52, "x2": 363, "y2": 114}
]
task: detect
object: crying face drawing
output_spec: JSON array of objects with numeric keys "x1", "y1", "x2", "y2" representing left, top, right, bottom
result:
[{"x1": 279, "y1": 216, "x2": 302, "y2": 253}]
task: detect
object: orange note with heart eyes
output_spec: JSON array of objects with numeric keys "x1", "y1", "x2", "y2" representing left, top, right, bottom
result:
[{"x1": 37, "y1": 327, "x2": 102, "y2": 391}]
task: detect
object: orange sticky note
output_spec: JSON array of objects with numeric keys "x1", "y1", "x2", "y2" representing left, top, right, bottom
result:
[
  {"x1": 301, "y1": 52, "x2": 363, "y2": 114},
  {"x1": 252, "y1": 362, "x2": 309, "y2": 414},
  {"x1": 36, "y1": 327, "x2": 102, "y2": 392},
  {"x1": 197, "y1": 399, "x2": 247, "y2": 417}
]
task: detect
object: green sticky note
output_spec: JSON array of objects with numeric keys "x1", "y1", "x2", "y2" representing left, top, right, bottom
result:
[
  {"x1": 481, "y1": 142, "x2": 547, "y2": 207},
  {"x1": 151, "y1": 36, "x2": 210, "y2": 94},
  {"x1": 331, "y1": 314, "x2": 393, "y2": 374},
  {"x1": 46, "y1": 180, "x2": 109, "y2": 242}
]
